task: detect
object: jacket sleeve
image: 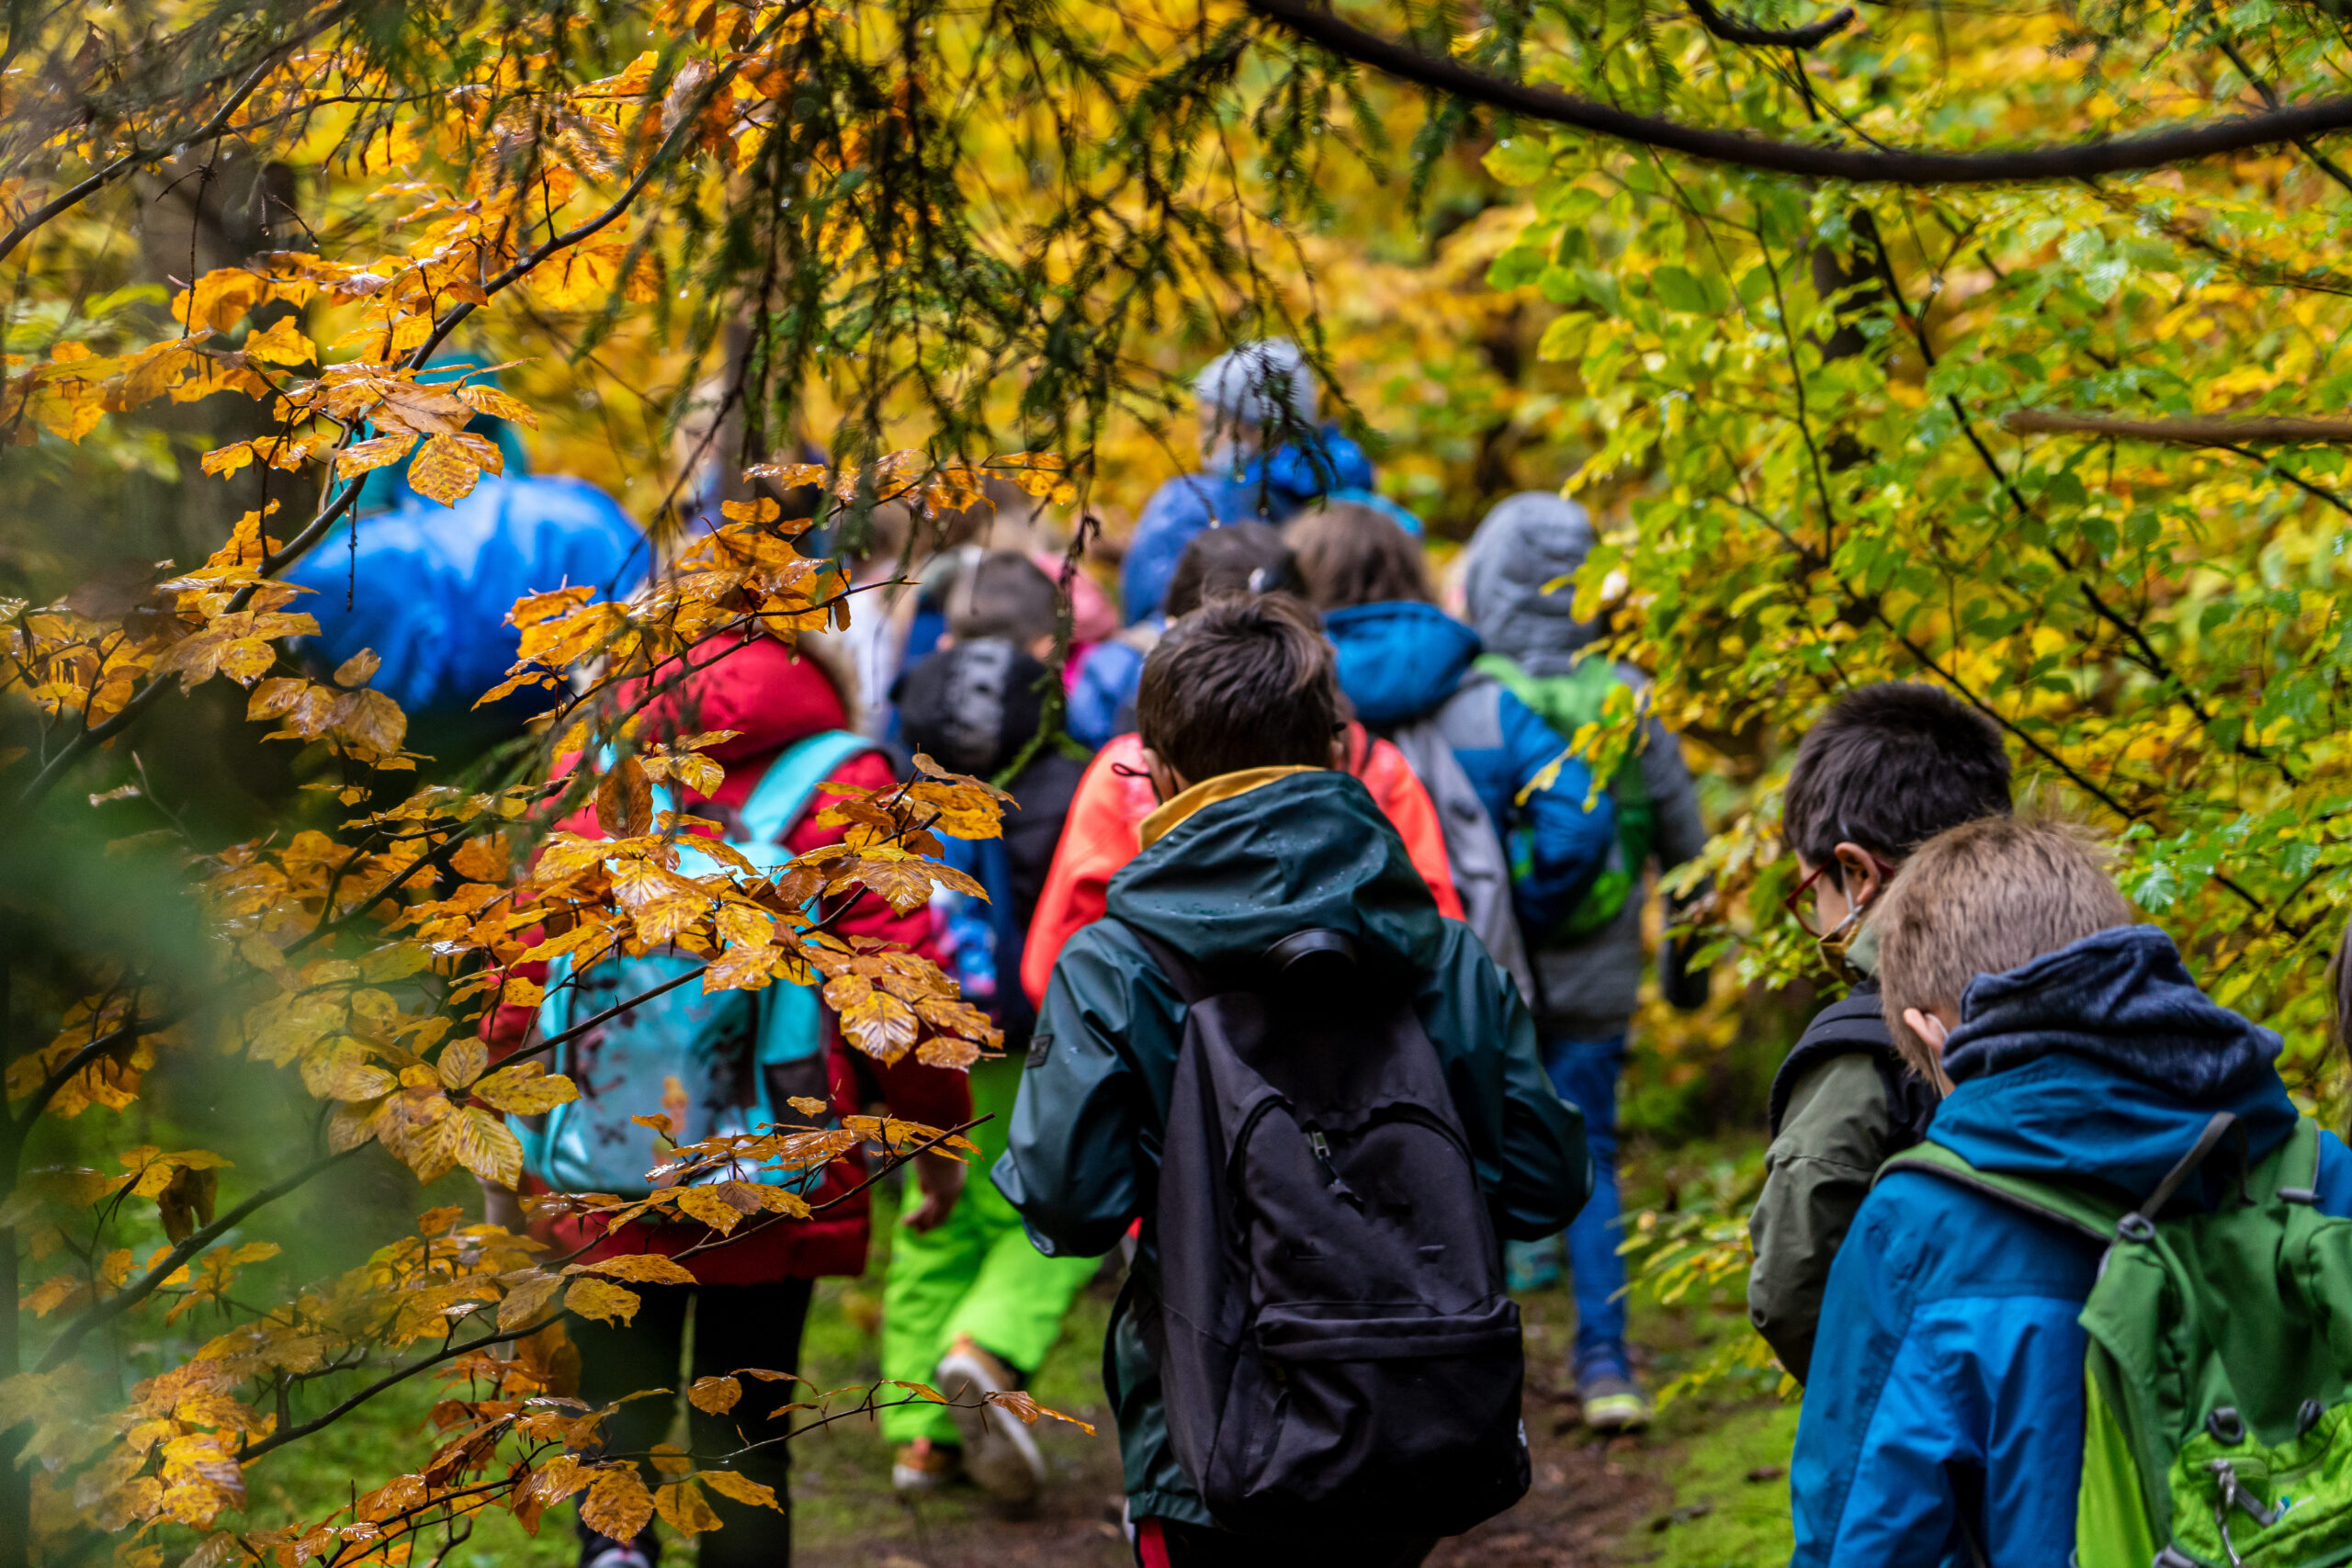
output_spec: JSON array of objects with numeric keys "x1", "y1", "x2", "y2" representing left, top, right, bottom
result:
[
  {"x1": 1791, "y1": 1178, "x2": 2090, "y2": 1568},
  {"x1": 1498, "y1": 689, "x2": 1618, "y2": 933},
  {"x1": 1018, "y1": 747, "x2": 1138, "y2": 1008},
  {"x1": 1746, "y1": 1053, "x2": 1894, "y2": 1384},
  {"x1": 992, "y1": 923, "x2": 1180, "y2": 1258},
  {"x1": 1426, "y1": 923, "x2": 1590, "y2": 1240},
  {"x1": 1637, "y1": 713, "x2": 1711, "y2": 874},
  {"x1": 1121, "y1": 476, "x2": 1215, "y2": 624},
  {"x1": 1362, "y1": 735, "x2": 1465, "y2": 921}
]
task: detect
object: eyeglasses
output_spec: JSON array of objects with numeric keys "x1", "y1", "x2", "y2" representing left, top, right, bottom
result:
[{"x1": 1782, "y1": 849, "x2": 1900, "y2": 938}]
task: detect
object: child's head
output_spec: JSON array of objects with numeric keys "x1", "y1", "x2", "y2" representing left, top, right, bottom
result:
[
  {"x1": 1875, "y1": 815, "x2": 2134, "y2": 1082},
  {"x1": 1195, "y1": 338, "x2": 1317, "y2": 461},
  {"x1": 1286, "y1": 502, "x2": 1433, "y2": 611},
  {"x1": 1164, "y1": 522, "x2": 1302, "y2": 620},
  {"x1": 1783, "y1": 682, "x2": 2013, "y2": 941},
  {"x1": 947, "y1": 550, "x2": 1058, "y2": 651},
  {"x1": 1136, "y1": 593, "x2": 1341, "y2": 792}
]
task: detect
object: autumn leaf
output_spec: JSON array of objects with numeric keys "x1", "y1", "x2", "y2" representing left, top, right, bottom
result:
[
  {"x1": 655, "y1": 1479, "x2": 723, "y2": 1535},
  {"x1": 581, "y1": 1466, "x2": 654, "y2": 1541},
  {"x1": 435, "y1": 1038, "x2": 488, "y2": 1090},
  {"x1": 580, "y1": 1253, "x2": 696, "y2": 1285},
  {"x1": 335, "y1": 432, "x2": 418, "y2": 478},
  {"x1": 439, "y1": 1105, "x2": 524, "y2": 1187},
  {"x1": 564, "y1": 1277, "x2": 642, "y2": 1325},
  {"x1": 498, "y1": 1271, "x2": 565, "y2": 1330},
  {"x1": 405, "y1": 432, "x2": 503, "y2": 505},
  {"x1": 695, "y1": 1469, "x2": 782, "y2": 1509},
  {"x1": 596, "y1": 755, "x2": 654, "y2": 838},
  {"x1": 672, "y1": 1185, "x2": 750, "y2": 1235},
  {"x1": 685, "y1": 1375, "x2": 741, "y2": 1415},
  {"x1": 334, "y1": 648, "x2": 382, "y2": 688},
  {"x1": 471, "y1": 1063, "x2": 580, "y2": 1115}
]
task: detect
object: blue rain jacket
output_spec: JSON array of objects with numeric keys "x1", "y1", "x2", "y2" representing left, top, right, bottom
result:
[
  {"x1": 1321, "y1": 600, "x2": 1614, "y2": 934},
  {"x1": 286, "y1": 473, "x2": 643, "y2": 718},
  {"x1": 1790, "y1": 923, "x2": 2352, "y2": 1567},
  {"x1": 1121, "y1": 428, "x2": 1373, "y2": 624}
]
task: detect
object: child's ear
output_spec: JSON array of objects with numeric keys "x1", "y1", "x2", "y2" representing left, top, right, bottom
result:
[{"x1": 1902, "y1": 1007, "x2": 1951, "y2": 1054}]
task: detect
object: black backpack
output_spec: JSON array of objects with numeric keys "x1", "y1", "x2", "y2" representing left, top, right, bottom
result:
[{"x1": 1126, "y1": 923, "x2": 1531, "y2": 1541}]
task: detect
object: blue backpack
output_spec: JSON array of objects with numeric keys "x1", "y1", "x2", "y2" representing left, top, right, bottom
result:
[
  {"x1": 929, "y1": 832, "x2": 1035, "y2": 1042},
  {"x1": 513, "y1": 729, "x2": 876, "y2": 1199}
]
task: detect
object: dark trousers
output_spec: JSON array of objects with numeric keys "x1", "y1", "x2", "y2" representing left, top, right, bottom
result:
[
  {"x1": 572, "y1": 1279, "x2": 816, "y2": 1568},
  {"x1": 1136, "y1": 1518, "x2": 1436, "y2": 1568}
]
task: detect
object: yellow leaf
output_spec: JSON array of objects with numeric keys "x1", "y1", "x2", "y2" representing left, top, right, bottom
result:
[
  {"x1": 685, "y1": 1376, "x2": 741, "y2": 1415},
  {"x1": 580, "y1": 1466, "x2": 654, "y2": 1541},
  {"x1": 596, "y1": 755, "x2": 654, "y2": 839},
  {"x1": 654, "y1": 1480, "x2": 723, "y2": 1536},
  {"x1": 673, "y1": 1186, "x2": 748, "y2": 1235},
  {"x1": 334, "y1": 648, "x2": 381, "y2": 688},
  {"x1": 436, "y1": 1038, "x2": 488, "y2": 1090},
  {"x1": 243, "y1": 316, "x2": 314, "y2": 367},
  {"x1": 440, "y1": 1105, "x2": 523, "y2": 1187},
  {"x1": 405, "y1": 432, "x2": 501, "y2": 506},
  {"x1": 471, "y1": 1063, "x2": 579, "y2": 1116},
  {"x1": 564, "y1": 1277, "x2": 642, "y2": 1325},
  {"x1": 499, "y1": 1271, "x2": 565, "y2": 1331},
  {"x1": 335, "y1": 432, "x2": 417, "y2": 477},
  {"x1": 582, "y1": 1253, "x2": 697, "y2": 1285},
  {"x1": 456, "y1": 383, "x2": 540, "y2": 428},
  {"x1": 330, "y1": 687, "x2": 407, "y2": 753},
  {"x1": 695, "y1": 1469, "x2": 782, "y2": 1510}
]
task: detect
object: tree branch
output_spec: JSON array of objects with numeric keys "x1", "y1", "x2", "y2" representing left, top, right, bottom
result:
[
  {"x1": 1245, "y1": 0, "x2": 2352, "y2": 184},
  {"x1": 1689, "y1": 0, "x2": 1854, "y2": 51},
  {"x1": 238, "y1": 1314, "x2": 559, "y2": 1463},
  {"x1": 2005, "y1": 410, "x2": 2352, "y2": 444}
]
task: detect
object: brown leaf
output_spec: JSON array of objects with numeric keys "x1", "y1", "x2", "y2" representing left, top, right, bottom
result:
[
  {"x1": 334, "y1": 432, "x2": 418, "y2": 478},
  {"x1": 331, "y1": 687, "x2": 407, "y2": 753},
  {"x1": 334, "y1": 648, "x2": 381, "y2": 688},
  {"x1": 596, "y1": 755, "x2": 653, "y2": 839},
  {"x1": 672, "y1": 1186, "x2": 747, "y2": 1235},
  {"x1": 405, "y1": 432, "x2": 502, "y2": 505},
  {"x1": 582, "y1": 1253, "x2": 696, "y2": 1285},
  {"x1": 498, "y1": 1271, "x2": 565, "y2": 1331},
  {"x1": 685, "y1": 1376, "x2": 741, "y2": 1415},
  {"x1": 580, "y1": 1466, "x2": 654, "y2": 1542},
  {"x1": 654, "y1": 1479, "x2": 723, "y2": 1536},
  {"x1": 695, "y1": 1468, "x2": 781, "y2": 1510}
]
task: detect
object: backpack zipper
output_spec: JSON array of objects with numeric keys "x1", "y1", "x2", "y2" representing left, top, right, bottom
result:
[{"x1": 1306, "y1": 1126, "x2": 1364, "y2": 1208}]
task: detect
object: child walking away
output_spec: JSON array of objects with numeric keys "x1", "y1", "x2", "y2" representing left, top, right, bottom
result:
[
  {"x1": 1020, "y1": 524, "x2": 1462, "y2": 1009},
  {"x1": 1744, "y1": 682, "x2": 2012, "y2": 1383},
  {"x1": 1458, "y1": 491, "x2": 1714, "y2": 1431},
  {"x1": 1290, "y1": 502, "x2": 1617, "y2": 1028},
  {"x1": 996, "y1": 595, "x2": 1589, "y2": 1567},
  {"x1": 482, "y1": 627, "x2": 971, "y2": 1568},
  {"x1": 1790, "y1": 817, "x2": 2352, "y2": 1566},
  {"x1": 878, "y1": 558, "x2": 1099, "y2": 1506}
]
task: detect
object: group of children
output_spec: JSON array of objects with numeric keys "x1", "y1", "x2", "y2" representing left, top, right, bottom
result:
[{"x1": 476, "y1": 335, "x2": 2352, "y2": 1568}]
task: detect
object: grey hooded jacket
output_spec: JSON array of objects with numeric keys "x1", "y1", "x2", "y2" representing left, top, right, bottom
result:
[{"x1": 1460, "y1": 492, "x2": 1711, "y2": 1040}]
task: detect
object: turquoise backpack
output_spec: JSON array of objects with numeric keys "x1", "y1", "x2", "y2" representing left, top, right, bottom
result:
[{"x1": 513, "y1": 729, "x2": 876, "y2": 1200}]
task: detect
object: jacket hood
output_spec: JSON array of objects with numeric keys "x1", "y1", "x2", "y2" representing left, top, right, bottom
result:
[
  {"x1": 1104, "y1": 770, "x2": 1446, "y2": 973},
  {"x1": 1322, "y1": 601, "x2": 1479, "y2": 727},
  {"x1": 1460, "y1": 491, "x2": 1600, "y2": 677},
  {"x1": 893, "y1": 637, "x2": 1048, "y2": 777},
  {"x1": 1930, "y1": 924, "x2": 2300, "y2": 1209}
]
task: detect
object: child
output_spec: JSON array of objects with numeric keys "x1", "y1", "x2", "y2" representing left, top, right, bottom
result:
[
  {"x1": 1745, "y1": 682, "x2": 2011, "y2": 1382},
  {"x1": 878, "y1": 556, "x2": 1099, "y2": 1505},
  {"x1": 1457, "y1": 491, "x2": 1715, "y2": 1429},
  {"x1": 1789, "y1": 816, "x2": 2352, "y2": 1563},
  {"x1": 1020, "y1": 524, "x2": 1462, "y2": 1007},
  {"x1": 995, "y1": 594, "x2": 1589, "y2": 1567},
  {"x1": 1289, "y1": 502, "x2": 1616, "y2": 1032}
]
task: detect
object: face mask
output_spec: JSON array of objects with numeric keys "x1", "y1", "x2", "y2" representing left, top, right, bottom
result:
[{"x1": 1814, "y1": 903, "x2": 1865, "y2": 983}]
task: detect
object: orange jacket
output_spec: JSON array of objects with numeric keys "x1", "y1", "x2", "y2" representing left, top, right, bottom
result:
[{"x1": 1018, "y1": 724, "x2": 1463, "y2": 1006}]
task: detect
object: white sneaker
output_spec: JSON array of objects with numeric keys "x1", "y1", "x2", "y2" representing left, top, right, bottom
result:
[{"x1": 935, "y1": 1336, "x2": 1044, "y2": 1507}]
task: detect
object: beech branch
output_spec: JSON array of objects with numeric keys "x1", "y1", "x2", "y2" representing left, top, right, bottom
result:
[
  {"x1": 1245, "y1": 0, "x2": 2352, "y2": 184},
  {"x1": 1688, "y1": 0, "x2": 1854, "y2": 51},
  {"x1": 2005, "y1": 410, "x2": 2352, "y2": 445}
]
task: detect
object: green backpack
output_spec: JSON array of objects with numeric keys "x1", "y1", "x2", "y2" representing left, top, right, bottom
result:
[
  {"x1": 1475, "y1": 652, "x2": 1655, "y2": 937},
  {"x1": 1882, "y1": 1114, "x2": 2352, "y2": 1568}
]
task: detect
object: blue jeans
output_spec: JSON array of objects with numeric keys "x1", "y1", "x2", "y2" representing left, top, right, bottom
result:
[{"x1": 1544, "y1": 1033, "x2": 1628, "y2": 1373}]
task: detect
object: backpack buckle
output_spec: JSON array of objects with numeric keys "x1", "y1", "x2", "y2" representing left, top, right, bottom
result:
[{"x1": 2117, "y1": 1213, "x2": 2157, "y2": 1243}]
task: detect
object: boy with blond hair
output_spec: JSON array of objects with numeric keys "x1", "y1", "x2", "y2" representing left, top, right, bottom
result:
[{"x1": 1788, "y1": 816, "x2": 2352, "y2": 1566}]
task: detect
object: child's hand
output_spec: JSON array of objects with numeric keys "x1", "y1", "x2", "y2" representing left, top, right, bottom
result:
[{"x1": 901, "y1": 1150, "x2": 967, "y2": 1233}]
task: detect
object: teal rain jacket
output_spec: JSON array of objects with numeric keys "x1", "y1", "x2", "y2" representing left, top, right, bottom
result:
[{"x1": 992, "y1": 769, "x2": 1591, "y2": 1525}]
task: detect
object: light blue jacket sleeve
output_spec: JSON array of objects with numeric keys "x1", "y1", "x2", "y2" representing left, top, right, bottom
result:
[{"x1": 1498, "y1": 688, "x2": 1617, "y2": 932}]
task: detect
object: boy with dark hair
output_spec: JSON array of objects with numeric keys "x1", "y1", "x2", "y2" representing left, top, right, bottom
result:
[
  {"x1": 1747, "y1": 682, "x2": 2012, "y2": 1382},
  {"x1": 1790, "y1": 816, "x2": 2352, "y2": 1564},
  {"x1": 996, "y1": 594, "x2": 1588, "y2": 1567}
]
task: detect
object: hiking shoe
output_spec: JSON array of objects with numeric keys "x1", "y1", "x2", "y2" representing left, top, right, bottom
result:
[
  {"x1": 936, "y1": 1335, "x2": 1044, "y2": 1507},
  {"x1": 1504, "y1": 1235, "x2": 1564, "y2": 1292},
  {"x1": 890, "y1": 1437, "x2": 962, "y2": 1493},
  {"x1": 1578, "y1": 1366, "x2": 1653, "y2": 1433}
]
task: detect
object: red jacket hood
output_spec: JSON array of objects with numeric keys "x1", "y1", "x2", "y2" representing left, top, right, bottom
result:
[{"x1": 625, "y1": 632, "x2": 851, "y2": 766}]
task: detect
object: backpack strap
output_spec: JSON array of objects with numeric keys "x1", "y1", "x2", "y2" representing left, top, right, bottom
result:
[
  {"x1": 737, "y1": 730, "x2": 878, "y2": 847},
  {"x1": 2278, "y1": 1115, "x2": 2324, "y2": 1205},
  {"x1": 1876, "y1": 1140, "x2": 2125, "y2": 1244},
  {"x1": 2113, "y1": 1111, "x2": 2237, "y2": 1242},
  {"x1": 1117, "y1": 921, "x2": 1210, "y2": 1006}
]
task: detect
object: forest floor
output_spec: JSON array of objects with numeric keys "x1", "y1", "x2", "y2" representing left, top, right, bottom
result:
[{"x1": 246, "y1": 1139, "x2": 1793, "y2": 1568}]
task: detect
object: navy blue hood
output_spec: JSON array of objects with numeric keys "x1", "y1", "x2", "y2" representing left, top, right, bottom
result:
[
  {"x1": 1322, "y1": 601, "x2": 1479, "y2": 727},
  {"x1": 1929, "y1": 924, "x2": 2299, "y2": 1210}
]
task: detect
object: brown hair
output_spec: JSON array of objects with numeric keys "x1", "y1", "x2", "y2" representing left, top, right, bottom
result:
[
  {"x1": 1136, "y1": 592, "x2": 1340, "y2": 784},
  {"x1": 1165, "y1": 521, "x2": 1301, "y2": 619},
  {"x1": 1874, "y1": 815, "x2": 2136, "y2": 1078},
  {"x1": 1287, "y1": 502, "x2": 1433, "y2": 610},
  {"x1": 948, "y1": 550, "x2": 1058, "y2": 644}
]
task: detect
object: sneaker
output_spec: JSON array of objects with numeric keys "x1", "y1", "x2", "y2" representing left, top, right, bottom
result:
[
  {"x1": 890, "y1": 1437, "x2": 962, "y2": 1493},
  {"x1": 935, "y1": 1335, "x2": 1045, "y2": 1507},
  {"x1": 1504, "y1": 1235, "x2": 1564, "y2": 1292},
  {"x1": 1578, "y1": 1362, "x2": 1653, "y2": 1433}
]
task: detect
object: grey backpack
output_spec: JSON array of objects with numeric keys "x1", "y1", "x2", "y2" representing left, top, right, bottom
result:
[{"x1": 1385, "y1": 716, "x2": 1536, "y2": 1005}]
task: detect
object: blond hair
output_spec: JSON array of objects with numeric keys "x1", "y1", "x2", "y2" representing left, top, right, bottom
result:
[{"x1": 1874, "y1": 815, "x2": 2136, "y2": 1077}]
